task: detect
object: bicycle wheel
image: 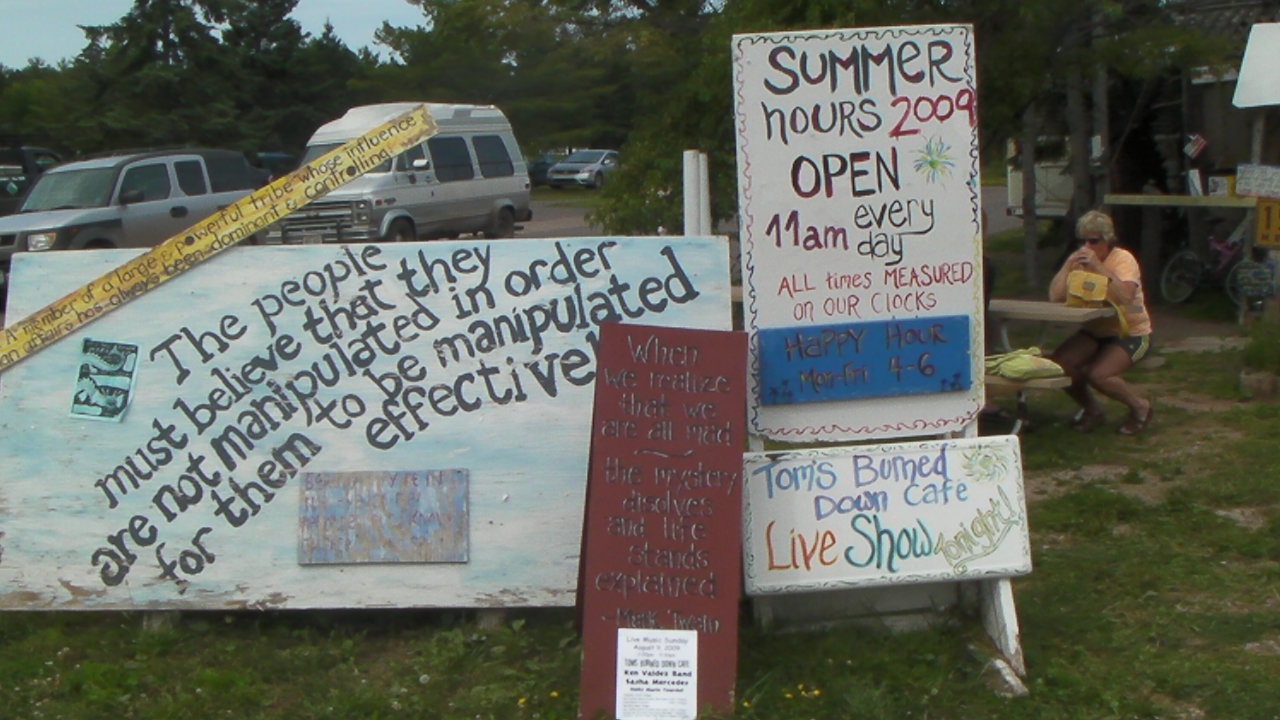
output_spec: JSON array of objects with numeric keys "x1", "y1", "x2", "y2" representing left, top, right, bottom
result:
[
  {"x1": 1160, "y1": 249, "x2": 1202, "y2": 304},
  {"x1": 1225, "y1": 259, "x2": 1271, "y2": 308},
  {"x1": 1224, "y1": 261, "x2": 1245, "y2": 306}
]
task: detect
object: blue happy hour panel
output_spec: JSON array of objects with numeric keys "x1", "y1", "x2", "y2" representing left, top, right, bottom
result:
[{"x1": 758, "y1": 316, "x2": 970, "y2": 405}]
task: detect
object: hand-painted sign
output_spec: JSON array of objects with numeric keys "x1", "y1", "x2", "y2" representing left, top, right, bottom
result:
[
  {"x1": 578, "y1": 323, "x2": 746, "y2": 720},
  {"x1": 0, "y1": 237, "x2": 731, "y2": 610},
  {"x1": 1232, "y1": 259, "x2": 1276, "y2": 300},
  {"x1": 757, "y1": 315, "x2": 970, "y2": 405},
  {"x1": 741, "y1": 436, "x2": 1030, "y2": 594},
  {"x1": 732, "y1": 25, "x2": 984, "y2": 440},
  {"x1": 1256, "y1": 198, "x2": 1280, "y2": 248},
  {"x1": 1236, "y1": 164, "x2": 1280, "y2": 199}
]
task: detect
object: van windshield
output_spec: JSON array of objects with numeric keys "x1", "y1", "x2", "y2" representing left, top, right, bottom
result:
[
  {"x1": 21, "y1": 168, "x2": 115, "y2": 212},
  {"x1": 302, "y1": 143, "x2": 393, "y2": 174}
]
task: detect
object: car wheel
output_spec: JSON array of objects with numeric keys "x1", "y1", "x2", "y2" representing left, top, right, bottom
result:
[
  {"x1": 485, "y1": 207, "x2": 516, "y2": 239},
  {"x1": 591, "y1": 172, "x2": 604, "y2": 189},
  {"x1": 383, "y1": 218, "x2": 415, "y2": 243}
]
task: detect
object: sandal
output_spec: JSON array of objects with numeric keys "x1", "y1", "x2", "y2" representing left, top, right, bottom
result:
[
  {"x1": 1074, "y1": 410, "x2": 1106, "y2": 433},
  {"x1": 1117, "y1": 405, "x2": 1154, "y2": 435}
]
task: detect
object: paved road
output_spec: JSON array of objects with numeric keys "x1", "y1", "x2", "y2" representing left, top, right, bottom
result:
[{"x1": 519, "y1": 200, "x2": 597, "y2": 238}]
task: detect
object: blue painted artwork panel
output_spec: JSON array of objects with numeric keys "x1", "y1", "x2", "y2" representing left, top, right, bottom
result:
[
  {"x1": 298, "y1": 469, "x2": 470, "y2": 565},
  {"x1": 758, "y1": 315, "x2": 971, "y2": 405}
]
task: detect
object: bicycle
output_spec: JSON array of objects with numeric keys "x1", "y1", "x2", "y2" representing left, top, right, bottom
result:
[{"x1": 1159, "y1": 221, "x2": 1247, "y2": 305}]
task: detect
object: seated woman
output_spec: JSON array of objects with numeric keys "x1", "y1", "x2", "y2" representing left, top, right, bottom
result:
[{"x1": 1047, "y1": 210, "x2": 1154, "y2": 435}]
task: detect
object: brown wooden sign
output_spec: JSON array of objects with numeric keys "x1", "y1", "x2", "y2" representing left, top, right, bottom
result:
[{"x1": 578, "y1": 323, "x2": 747, "y2": 719}]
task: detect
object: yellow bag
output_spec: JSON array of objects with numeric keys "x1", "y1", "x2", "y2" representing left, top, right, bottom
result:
[
  {"x1": 1064, "y1": 269, "x2": 1130, "y2": 337},
  {"x1": 1066, "y1": 270, "x2": 1109, "y2": 307}
]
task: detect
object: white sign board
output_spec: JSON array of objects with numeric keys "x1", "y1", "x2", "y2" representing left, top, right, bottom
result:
[
  {"x1": 0, "y1": 238, "x2": 732, "y2": 610},
  {"x1": 1232, "y1": 23, "x2": 1280, "y2": 108},
  {"x1": 615, "y1": 629, "x2": 698, "y2": 720},
  {"x1": 1236, "y1": 163, "x2": 1280, "y2": 199},
  {"x1": 732, "y1": 24, "x2": 984, "y2": 442},
  {"x1": 742, "y1": 436, "x2": 1030, "y2": 594}
]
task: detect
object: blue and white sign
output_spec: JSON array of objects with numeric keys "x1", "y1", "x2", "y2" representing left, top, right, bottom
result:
[
  {"x1": 757, "y1": 315, "x2": 970, "y2": 405},
  {"x1": 0, "y1": 237, "x2": 732, "y2": 610}
]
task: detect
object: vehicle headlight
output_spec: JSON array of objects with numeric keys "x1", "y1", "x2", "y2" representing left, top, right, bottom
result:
[
  {"x1": 26, "y1": 232, "x2": 57, "y2": 251},
  {"x1": 354, "y1": 199, "x2": 371, "y2": 223}
]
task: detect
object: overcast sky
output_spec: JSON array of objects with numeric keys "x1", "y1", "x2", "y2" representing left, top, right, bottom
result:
[{"x1": 0, "y1": 0, "x2": 429, "y2": 69}]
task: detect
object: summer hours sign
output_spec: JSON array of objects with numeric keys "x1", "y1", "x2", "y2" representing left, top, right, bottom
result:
[
  {"x1": 741, "y1": 436, "x2": 1031, "y2": 594},
  {"x1": 733, "y1": 24, "x2": 984, "y2": 440},
  {"x1": 0, "y1": 237, "x2": 732, "y2": 610}
]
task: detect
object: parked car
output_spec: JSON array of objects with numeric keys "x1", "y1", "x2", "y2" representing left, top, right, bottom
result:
[
  {"x1": 261, "y1": 102, "x2": 532, "y2": 244},
  {"x1": 526, "y1": 152, "x2": 565, "y2": 187},
  {"x1": 0, "y1": 145, "x2": 63, "y2": 216},
  {"x1": 547, "y1": 149, "x2": 619, "y2": 189},
  {"x1": 0, "y1": 148, "x2": 264, "y2": 300}
]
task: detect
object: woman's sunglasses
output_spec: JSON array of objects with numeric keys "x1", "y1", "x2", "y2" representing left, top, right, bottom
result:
[{"x1": 1081, "y1": 236, "x2": 1105, "y2": 245}]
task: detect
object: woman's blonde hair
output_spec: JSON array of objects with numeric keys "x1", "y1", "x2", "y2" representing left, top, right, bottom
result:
[{"x1": 1076, "y1": 210, "x2": 1117, "y2": 244}]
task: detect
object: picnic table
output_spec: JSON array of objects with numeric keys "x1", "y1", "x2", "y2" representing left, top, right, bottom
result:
[
  {"x1": 987, "y1": 299, "x2": 1116, "y2": 353},
  {"x1": 984, "y1": 299, "x2": 1118, "y2": 434}
]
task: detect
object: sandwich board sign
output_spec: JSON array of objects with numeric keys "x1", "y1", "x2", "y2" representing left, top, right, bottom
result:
[
  {"x1": 732, "y1": 24, "x2": 984, "y2": 442},
  {"x1": 741, "y1": 435, "x2": 1031, "y2": 595},
  {"x1": 577, "y1": 323, "x2": 747, "y2": 719}
]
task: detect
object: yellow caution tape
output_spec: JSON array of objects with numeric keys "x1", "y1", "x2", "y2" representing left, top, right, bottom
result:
[{"x1": 0, "y1": 104, "x2": 438, "y2": 374}]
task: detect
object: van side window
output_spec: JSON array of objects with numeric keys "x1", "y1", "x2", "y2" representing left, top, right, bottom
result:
[
  {"x1": 175, "y1": 160, "x2": 209, "y2": 196},
  {"x1": 427, "y1": 136, "x2": 475, "y2": 182},
  {"x1": 473, "y1": 135, "x2": 514, "y2": 178},
  {"x1": 119, "y1": 164, "x2": 172, "y2": 202},
  {"x1": 395, "y1": 144, "x2": 427, "y2": 171},
  {"x1": 206, "y1": 154, "x2": 259, "y2": 192}
]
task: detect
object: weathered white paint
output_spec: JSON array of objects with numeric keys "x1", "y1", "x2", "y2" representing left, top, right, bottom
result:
[
  {"x1": 1232, "y1": 23, "x2": 1280, "y2": 108},
  {"x1": 1236, "y1": 163, "x2": 1280, "y2": 199},
  {"x1": 0, "y1": 237, "x2": 731, "y2": 610},
  {"x1": 732, "y1": 25, "x2": 984, "y2": 441},
  {"x1": 981, "y1": 577, "x2": 1025, "y2": 677},
  {"x1": 741, "y1": 436, "x2": 1030, "y2": 594}
]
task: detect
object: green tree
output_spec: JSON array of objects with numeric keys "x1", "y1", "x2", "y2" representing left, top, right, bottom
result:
[
  {"x1": 0, "y1": 63, "x2": 81, "y2": 152},
  {"x1": 372, "y1": 0, "x2": 624, "y2": 153},
  {"x1": 219, "y1": 0, "x2": 372, "y2": 154},
  {"x1": 70, "y1": 0, "x2": 240, "y2": 149}
]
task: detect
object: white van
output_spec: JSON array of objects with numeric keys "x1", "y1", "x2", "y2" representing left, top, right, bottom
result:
[{"x1": 263, "y1": 102, "x2": 532, "y2": 244}]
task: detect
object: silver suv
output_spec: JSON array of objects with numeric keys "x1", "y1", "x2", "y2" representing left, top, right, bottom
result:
[{"x1": 0, "y1": 148, "x2": 263, "y2": 299}]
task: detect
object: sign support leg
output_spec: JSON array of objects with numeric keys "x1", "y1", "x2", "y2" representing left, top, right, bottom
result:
[{"x1": 979, "y1": 577, "x2": 1026, "y2": 677}]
